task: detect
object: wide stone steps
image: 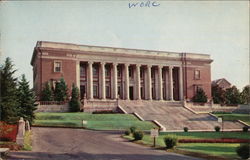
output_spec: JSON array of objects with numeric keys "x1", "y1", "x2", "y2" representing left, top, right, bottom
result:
[{"x1": 120, "y1": 101, "x2": 245, "y2": 131}]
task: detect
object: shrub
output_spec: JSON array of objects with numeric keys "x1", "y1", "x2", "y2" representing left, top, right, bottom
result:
[
  {"x1": 124, "y1": 130, "x2": 130, "y2": 136},
  {"x1": 183, "y1": 127, "x2": 188, "y2": 132},
  {"x1": 130, "y1": 126, "x2": 137, "y2": 134},
  {"x1": 164, "y1": 135, "x2": 178, "y2": 149},
  {"x1": 214, "y1": 126, "x2": 220, "y2": 132},
  {"x1": 242, "y1": 126, "x2": 249, "y2": 132},
  {"x1": 236, "y1": 143, "x2": 249, "y2": 159},
  {"x1": 133, "y1": 130, "x2": 144, "y2": 140},
  {"x1": 192, "y1": 88, "x2": 207, "y2": 103}
]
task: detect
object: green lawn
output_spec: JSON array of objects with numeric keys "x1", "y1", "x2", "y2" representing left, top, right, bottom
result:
[
  {"x1": 177, "y1": 143, "x2": 240, "y2": 158},
  {"x1": 214, "y1": 113, "x2": 250, "y2": 125},
  {"x1": 34, "y1": 112, "x2": 156, "y2": 130},
  {"x1": 124, "y1": 131, "x2": 249, "y2": 159}
]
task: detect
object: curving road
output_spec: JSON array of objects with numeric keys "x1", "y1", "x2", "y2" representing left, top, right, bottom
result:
[{"x1": 8, "y1": 127, "x2": 202, "y2": 160}]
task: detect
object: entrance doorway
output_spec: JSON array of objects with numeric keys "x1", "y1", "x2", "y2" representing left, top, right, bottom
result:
[
  {"x1": 129, "y1": 86, "x2": 134, "y2": 100},
  {"x1": 80, "y1": 85, "x2": 86, "y2": 99}
]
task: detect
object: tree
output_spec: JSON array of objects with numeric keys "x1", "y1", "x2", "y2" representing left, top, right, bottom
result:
[
  {"x1": 17, "y1": 74, "x2": 37, "y2": 123},
  {"x1": 0, "y1": 57, "x2": 20, "y2": 123},
  {"x1": 54, "y1": 77, "x2": 68, "y2": 101},
  {"x1": 40, "y1": 82, "x2": 53, "y2": 101},
  {"x1": 69, "y1": 83, "x2": 81, "y2": 112},
  {"x1": 212, "y1": 84, "x2": 225, "y2": 104},
  {"x1": 240, "y1": 85, "x2": 250, "y2": 104},
  {"x1": 192, "y1": 88, "x2": 208, "y2": 103},
  {"x1": 224, "y1": 86, "x2": 241, "y2": 105}
]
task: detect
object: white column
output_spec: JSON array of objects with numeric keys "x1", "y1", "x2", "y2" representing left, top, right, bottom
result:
[
  {"x1": 88, "y1": 61, "x2": 93, "y2": 99},
  {"x1": 147, "y1": 65, "x2": 152, "y2": 100},
  {"x1": 165, "y1": 68, "x2": 169, "y2": 100},
  {"x1": 76, "y1": 60, "x2": 80, "y2": 89},
  {"x1": 101, "y1": 62, "x2": 106, "y2": 100},
  {"x1": 158, "y1": 65, "x2": 163, "y2": 100},
  {"x1": 136, "y1": 64, "x2": 141, "y2": 100},
  {"x1": 124, "y1": 63, "x2": 130, "y2": 100},
  {"x1": 179, "y1": 66, "x2": 184, "y2": 101},
  {"x1": 113, "y1": 63, "x2": 118, "y2": 99},
  {"x1": 169, "y1": 66, "x2": 174, "y2": 101}
]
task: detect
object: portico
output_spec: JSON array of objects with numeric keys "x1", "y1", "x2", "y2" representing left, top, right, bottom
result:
[{"x1": 79, "y1": 61, "x2": 183, "y2": 101}]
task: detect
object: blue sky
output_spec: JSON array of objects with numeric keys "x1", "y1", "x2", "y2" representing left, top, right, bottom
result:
[{"x1": 0, "y1": 1, "x2": 249, "y2": 89}]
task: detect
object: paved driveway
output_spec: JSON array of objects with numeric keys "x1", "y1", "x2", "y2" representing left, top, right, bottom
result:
[{"x1": 8, "y1": 127, "x2": 202, "y2": 160}]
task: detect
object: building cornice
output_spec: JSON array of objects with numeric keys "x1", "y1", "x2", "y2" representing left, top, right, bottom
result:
[{"x1": 30, "y1": 41, "x2": 213, "y2": 65}]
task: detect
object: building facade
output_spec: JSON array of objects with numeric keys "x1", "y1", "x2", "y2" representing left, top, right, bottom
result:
[{"x1": 31, "y1": 41, "x2": 213, "y2": 102}]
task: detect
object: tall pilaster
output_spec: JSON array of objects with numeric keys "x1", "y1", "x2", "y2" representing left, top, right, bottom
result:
[
  {"x1": 87, "y1": 61, "x2": 93, "y2": 99},
  {"x1": 136, "y1": 64, "x2": 141, "y2": 100},
  {"x1": 147, "y1": 65, "x2": 152, "y2": 100},
  {"x1": 113, "y1": 63, "x2": 118, "y2": 99},
  {"x1": 124, "y1": 63, "x2": 130, "y2": 100},
  {"x1": 158, "y1": 65, "x2": 163, "y2": 100},
  {"x1": 179, "y1": 66, "x2": 183, "y2": 101},
  {"x1": 76, "y1": 61, "x2": 80, "y2": 89},
  {"x1": 169, "y1": 66, "x2": 174, "y2": 101},
  {"x1": 101, "y1": 62, "x2": 106, "y2": 100}
]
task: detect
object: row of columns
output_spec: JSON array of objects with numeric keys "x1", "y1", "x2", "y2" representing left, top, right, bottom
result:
[{"x1": 83, "y1": 62, "x2": 183, "y2": 101}]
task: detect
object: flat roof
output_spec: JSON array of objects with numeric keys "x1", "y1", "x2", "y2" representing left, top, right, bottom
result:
[{"x1": 31, "y1": 41, "x2": 212, "y2": 65}]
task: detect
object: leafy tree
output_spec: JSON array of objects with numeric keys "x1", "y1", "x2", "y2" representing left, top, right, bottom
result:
[
  {"x1": 224, "y1": 86, "x2": 241, "y2": 105},
  {"x1": 40, "y1": 82, "x2": 53, "y2": 101},
  {"x1": 17, "y1": 74, "x2": 37, "y2": 123},
  {"x1": 69, "y1": 83, "x2": 81, "y2": 112},
  {"x1": 54, "y1": 77, "x2": 68, "y2": 101},
  {"x1": 212, "y1": 84, "x2": 225, "y2": 104},
  {"x1": 0, "y1": 57, "x2": 20, "y2": 123},
  {"x1": 240, "y1": 85, "x2": 250, "y2": 104},
  {"x1": 192, "y1": 88, "x2": 208, "y2": 103}
]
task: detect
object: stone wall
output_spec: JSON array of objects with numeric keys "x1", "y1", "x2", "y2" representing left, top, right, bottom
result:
[{"x1": 35, "y1": 103, "x2": 69, "y2": 112}]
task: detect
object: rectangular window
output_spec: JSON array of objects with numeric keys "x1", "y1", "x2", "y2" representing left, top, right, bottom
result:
[
  {"x1": 54, "y1": 61, "x2": 62, "y2": 72},
  {"x1": 106, "y1": 86, "x2": 110, "y2": 98},
  {"x1": 194, "y1": 70, "x2": 200, "y2": 80},
  {"x1": 129, "y1": 67, "x2": 133, "y2": 78},
  {"x1": 93, "y1": 65, "x2": 98, "y2": 76},
  {"x1": 105, "y1": 67, "x2": 110, "y2": 77},
  {"x1": 117, "y1": 67, "x2": 122, "y2": 78},
  {"x1": 194, "y1": 85, "x2": 202, "y2": 94},
  {"x1": 140, "y1": 69, "x2": 144, "y2": 79},
  {"x1": 80, "y1": 65, "x2": 86, "y2": 77},
  {"x1": 93, "y1": 85, "x2": 98, "y2": 98}
]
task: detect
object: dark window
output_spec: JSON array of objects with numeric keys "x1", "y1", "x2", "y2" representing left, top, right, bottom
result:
[
  {"x1": 80, "y1": 65, "x2": 86, "y2": 77},
  {"x1": 93, "y1": 85, "x2": 98, "y2": 98},
  {"x1": 93, "y1": 66, "x2": 98, "y2": 76},
  {"x1": 106, "y1": 86, "x2": 110, "y2": 98},
  {"x1": 129, "y1": 67, "x2": 133, "y2": 78},
  {"x1": 140, "y1": 69, "x2": 144, "y2": 78},
  {"x1": 118, "y1": 67, "x2": 122, "y2": 78},
  {"x1": 105, "y1": 66, "x2": 110, "y2": 77}
]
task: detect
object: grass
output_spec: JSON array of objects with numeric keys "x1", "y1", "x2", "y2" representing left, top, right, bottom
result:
[
  {"x1": 34, "y1": 112, "x2": 156, "y2": 130},
  {"x1": 177, "y1": 143, "x2": 240, "y2": 158},
  {"x1": 214, "y1": 113, "x2": 250, "y2": 125},
  {"x1": 23, "y1": 131, "x2": 32, "y2": 151},
  {"x1": 123, "y1": 131, "x2": 249, "y2": 159}
]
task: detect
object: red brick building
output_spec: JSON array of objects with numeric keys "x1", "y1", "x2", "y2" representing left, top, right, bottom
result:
[{"x1": 31, "y1": 41, "x2": 213, "y2": 102}]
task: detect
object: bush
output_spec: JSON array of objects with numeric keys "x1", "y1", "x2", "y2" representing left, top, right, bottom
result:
[
  {"x1": 214, "y1": 126, "x2": 220, "y2": 132},
  {"x1": 183, "y1": 127, "x2": 188, "y2": 132},
  {"x1": 133, "y1": 130, "x2": 144, "y2": 140},
  {"x1": 164, "y1": 135, "x2": 178, "y2": 149},
  {"x1": 236, "y1": 143, "x2": 249, "y2": 159},
  {"x1": 242, "y1": 126, "x2": 249, "y2": 132},
  {"x1": 124, "y1": 130, "x2": 130, "y2": 136},
  {"x1": 130, "y1": 126, "x2": 137, "y2": 134}
]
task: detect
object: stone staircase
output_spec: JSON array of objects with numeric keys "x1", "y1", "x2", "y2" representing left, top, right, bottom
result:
[{"x1": 119, "y1": 100, "x2": 245, "y2": 131}]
